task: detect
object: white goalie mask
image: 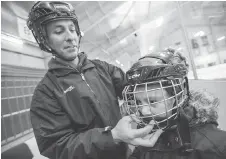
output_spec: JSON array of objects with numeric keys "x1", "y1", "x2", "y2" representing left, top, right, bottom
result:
[{"x1": 122, "y1": 49, "x2": 190, "y2": 131}]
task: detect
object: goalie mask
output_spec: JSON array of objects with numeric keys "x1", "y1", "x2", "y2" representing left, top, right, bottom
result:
[{"x1": 122, "y1": 48, "x2": 190, "y2": 131}]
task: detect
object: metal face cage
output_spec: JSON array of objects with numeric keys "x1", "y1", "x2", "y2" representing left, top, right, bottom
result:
[{"x1": 122, "y1": 77, "x2": 188, "y2": 131}]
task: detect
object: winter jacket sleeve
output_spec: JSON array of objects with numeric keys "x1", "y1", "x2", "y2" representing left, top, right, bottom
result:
[
  {"x1": 30, "y1": 85, "x2": 125, "y2": 159},
  {"x1": 128, "y1": 147, "x2": 141, "y2": 159},
  {"x1": 109, "y1": 64, "x2": 127, "y2": 99},
  {"x1": 93, "y1": 60, "x2": 127, "y2": 99},
  {"x1": 196, "y1": 150, "x2": 226, "y2": 159}
]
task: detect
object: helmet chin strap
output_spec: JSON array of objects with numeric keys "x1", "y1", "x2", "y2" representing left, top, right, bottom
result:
[{"x1": 175, "y1": 108, "x2": 193, "y2": 155}]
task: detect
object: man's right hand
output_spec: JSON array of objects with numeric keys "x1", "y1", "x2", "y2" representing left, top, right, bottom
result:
[{"x1": 111, "y1": 115, "x2": 163, "y2": 147}]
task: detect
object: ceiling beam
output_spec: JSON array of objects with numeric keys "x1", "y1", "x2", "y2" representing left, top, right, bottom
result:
[
  {"x1": 97, "y1": 1, "x2": 113, "y2": 44},
  {"x1": 73, "y1": 1, "x2": 87, "y2": 10},
  {"x1": 105, "y1": 1, "x2": 193, "y2": 53},
  {"x1": 83, "y1": 2, "x2": 125, "y2": 33},
  {"x1": 84, "y1": 9, "x2": 110, "y2": 55},
  {"x1": 106, "y1": 26, "x2": 139, "y2": 53},
  {"x1": 97, "y1": 1, "x2": 106, "y2": 14}
]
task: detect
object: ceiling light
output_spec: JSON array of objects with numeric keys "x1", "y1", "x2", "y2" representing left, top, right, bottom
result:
[
  {"x1": 160, "y1": 53, "x2": 166, "y2": 57},
  {"x1": 149, "y1": 46, "x2": 154, "y2": 51},
  {"x1": 217, "y1": 36, "x2": 225, "y2": 41},
  {"x1": 116, "y1": 60, "x2": 120, "y2": 64},
  {"x1": 141, "y1": 16, "x2": 164, "y2": 30},
  {"x1": 80, "y1": 31, "x2": 84, "y2": 37},
  {"x1": 194, "y1": 31, "x2": 205, "y2": 37},
  {"x1": 155, "y1": 16, "x2": 163, "y2": 27},
  {"x1": 177, "y1": 47, "x2": 182, "y2": 51},
  {"x1": 95, "y1": 57, "x2": 99, "y2": 59},
  {"x1": 120, "y1": 38, "x2": 127, "y2": 45},
  {"x1": 121, "y1": 64, "x2": 124, "y2": 67}
]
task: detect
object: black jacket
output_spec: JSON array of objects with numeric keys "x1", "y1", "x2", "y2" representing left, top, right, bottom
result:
[
  {"x1": 30, "y1": 53, "x2": 128, "y2": 159},
  {"x1": 129, "y1": 90, "x2": 226, "y2": 159},
  {"x1": 129, "y1": 123, "x2": 226, "y2": 159}
]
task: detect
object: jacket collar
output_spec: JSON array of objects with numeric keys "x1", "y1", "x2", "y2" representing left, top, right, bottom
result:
[
  {"x1": 48, "y1": 52, "x2": 95, "y2": 77},
  {"x1": 183, "y1": 89, "x2": 220, "y2": 126}
]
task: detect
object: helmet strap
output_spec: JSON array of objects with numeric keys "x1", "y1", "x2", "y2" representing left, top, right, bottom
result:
[
  {"x1": 176, "y1": 109, "x2": 193, "y2": 156},
  {"x1": 184, "y1": 76, "x2": 190, "y2": 100}
]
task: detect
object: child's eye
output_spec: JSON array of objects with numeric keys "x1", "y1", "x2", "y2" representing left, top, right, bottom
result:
[
  {"x1": 149, "y1": 100, "x2": 157, "y2": 107},
  {"x1": 136, "y1": 100, "x2": 142, "y2": 105}
]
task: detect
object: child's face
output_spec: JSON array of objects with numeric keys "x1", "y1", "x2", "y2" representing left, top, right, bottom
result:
[{"x1": 135, "y1": 84, "x2": 175, "y2": 120}]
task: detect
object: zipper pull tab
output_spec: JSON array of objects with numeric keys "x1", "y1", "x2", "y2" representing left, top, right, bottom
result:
[{"x1": 81, "y1": 73, "x2": 85, "y2": 81}]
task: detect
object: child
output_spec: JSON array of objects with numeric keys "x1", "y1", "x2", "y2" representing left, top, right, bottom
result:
[{"x1": 122, "y1": 49, "x2": 226, "y2": 159}]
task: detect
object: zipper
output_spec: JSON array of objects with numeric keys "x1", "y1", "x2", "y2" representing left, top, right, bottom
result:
[
  {"x1": 70, "y1": 65, "x2": 100, "y2": 103},
  {"x1": 80, "y1": 72, "x2": 113, "y2": 125},
  {"x1": 69, "y1": 65, "x2": 111, "y2": 125},
  {"x1": 80, "y1": 73, "x2": 100, "y2": 103}
]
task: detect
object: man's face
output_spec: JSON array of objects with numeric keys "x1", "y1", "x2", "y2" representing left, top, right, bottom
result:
[
  {"x1": 135, "y1": 83, "x2": 175, "y2": 120},
  {"x1": 46, "y1": 19, "x2": 80, "y2": 61}
]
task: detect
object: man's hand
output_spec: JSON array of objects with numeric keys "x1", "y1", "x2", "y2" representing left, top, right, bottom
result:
[{"x1": 111, "y1": 115, "x2": 163, "y2": 147}]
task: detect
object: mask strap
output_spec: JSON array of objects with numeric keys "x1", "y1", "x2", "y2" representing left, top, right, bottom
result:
[
  {"x1": 176, "y1": 109, "x2": 193, "y2": 156},
  {"x1": 184, "y1": 76, "x2": 190, "y2": 100}
]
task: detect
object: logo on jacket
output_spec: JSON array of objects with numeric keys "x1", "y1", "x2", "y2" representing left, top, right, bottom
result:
[{"x1": 64, "y1": 86, "x2": 75, "y2": 94}]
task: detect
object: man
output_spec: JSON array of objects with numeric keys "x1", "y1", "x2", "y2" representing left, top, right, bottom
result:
[
  {"x1": 27, "y1": 2, "x2": 162, "y2": 159},
  {"x1": 122, "y1": 49, "x2": 226, "y2": 159}
]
